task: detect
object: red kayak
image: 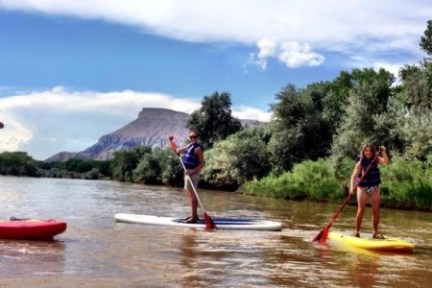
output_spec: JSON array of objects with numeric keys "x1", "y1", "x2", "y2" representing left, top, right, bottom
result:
[{"x1": 0, "y1": 217, "x2": 67, "y2": 241}]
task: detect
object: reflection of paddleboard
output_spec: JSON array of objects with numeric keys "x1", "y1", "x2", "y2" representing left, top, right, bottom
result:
[
  {"x1": 0, "y1": 218, "x2": 67, "y2": 241},
  {"x1": 114, "y1": 213, "x2": 283, "y2": 231},
  {"x1": 328, "y1": 231, "x2": 414, "y2": 253}
]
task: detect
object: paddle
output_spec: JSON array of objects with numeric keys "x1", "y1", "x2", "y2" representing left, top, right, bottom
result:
[
  {"x1": 312, "y1": 147, "x2": 381, "y2": 243},
  {"x1": 168, "y1": 136, "x2": 216, "y2": 230}
]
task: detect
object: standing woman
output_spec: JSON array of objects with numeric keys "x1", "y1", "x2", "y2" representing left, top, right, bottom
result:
[
  {"x1": 175, "y1": 129, "x2": 206, "y2": 223},
  {"x1": 349, "y1": 144, "x2": 389, "y2": 239}
]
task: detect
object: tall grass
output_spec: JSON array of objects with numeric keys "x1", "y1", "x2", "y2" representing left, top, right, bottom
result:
[
  {"x1": 381, "y1": 155, "x2": 432, "y2": 210},
  {"x1": 240, "y1": 158, "x2": 345, "y2": 201},
  {"x1": 240, "y1": 154, "x2": 432, "y2": 211}
]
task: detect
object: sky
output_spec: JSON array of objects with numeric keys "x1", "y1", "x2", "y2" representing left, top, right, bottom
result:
[{"x1": 0, "y1": 0, "x2": 431, "y2": 160}]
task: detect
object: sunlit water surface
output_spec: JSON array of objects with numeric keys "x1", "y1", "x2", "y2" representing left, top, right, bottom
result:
[{"x1": 0, "y1": 176, "x2": 431, "y2": 287}]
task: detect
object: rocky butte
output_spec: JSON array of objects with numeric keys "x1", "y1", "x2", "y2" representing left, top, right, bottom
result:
[{"x1": 46, "y1": 108, "x2": 260, "y2": 162}]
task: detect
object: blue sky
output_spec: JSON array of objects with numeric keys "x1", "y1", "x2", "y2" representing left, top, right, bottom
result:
[{"x1": 0, "y1": 0, "x2": 431, "y2": 160}]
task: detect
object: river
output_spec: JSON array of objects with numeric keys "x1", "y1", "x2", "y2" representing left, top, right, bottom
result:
[{"x1": 0, "y1": 176, "x2": 431, "y2": 287}]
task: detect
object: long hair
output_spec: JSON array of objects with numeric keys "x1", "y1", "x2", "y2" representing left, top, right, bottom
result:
[{"x1": 359, "y1": 143, "x2": 377, "y2": 162}]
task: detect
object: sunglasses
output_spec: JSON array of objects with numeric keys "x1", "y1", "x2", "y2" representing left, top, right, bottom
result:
[{"x1": 189, "y1": 135, "x2": 198, "y2": 139}]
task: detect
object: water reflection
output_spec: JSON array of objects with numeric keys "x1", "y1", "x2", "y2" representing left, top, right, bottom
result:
[
  {"x1": 0, "y1": 240, "x2": 66, "y2": 276},
  {"x1": 351, "y1": 253, "x2": 378, "y2": 288},
  {"x1": 179, "y1": 231, "x2": 200, "y2": 286}
]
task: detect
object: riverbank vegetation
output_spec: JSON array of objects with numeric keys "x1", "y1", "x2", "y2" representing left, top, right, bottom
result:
[{"x1": 1, "y1": 20, "x2": 432, "y2": 211}]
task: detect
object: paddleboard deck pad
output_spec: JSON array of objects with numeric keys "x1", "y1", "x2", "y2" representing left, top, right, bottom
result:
[
  {"x1": 0, "y1": 217, "x2": 67, "y2": 241},
  {"x1": 115, "y1": 213, "x2": 282, "y2": 231},
  {"x1": 328, "y1": 231, "x2": 414, "y2": 253}
]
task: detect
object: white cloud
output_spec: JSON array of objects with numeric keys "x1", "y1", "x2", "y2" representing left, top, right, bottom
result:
[
  {"x1": 251, "y1": 38, "x2": 325, "y2": 70},
  {"x1": 0, "y1": 115, "x2": 33, "y2": 151},
  {"x1": 277, "y1": 42, "x2": 325, "y2": 68},
  {"x1": 0, "y1": 87, "x2": 271, "y2": 160},
  {"x1": 252, "y1": 38, "x2": 277, "y2": 70},
  {"x1": 0, "y1": 0, "x2": 430, "y2": 69},
  {"x1": 232, "y1": 106, "x2": 271, "y2": 122}
]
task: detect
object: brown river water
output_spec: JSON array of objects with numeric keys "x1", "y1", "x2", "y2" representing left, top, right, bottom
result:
[{"x1": 0, "y1": 176, "x2": 431, "y2": 288}]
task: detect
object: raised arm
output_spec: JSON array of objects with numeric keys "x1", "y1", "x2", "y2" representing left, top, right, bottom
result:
[{"x1": 377, "y1": 146, "x2": 389, "y2": 165}]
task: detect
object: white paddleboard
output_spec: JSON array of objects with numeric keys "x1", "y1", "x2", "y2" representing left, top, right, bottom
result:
[{"x1": 114, "y1": 213, "x2": 283, "y2": 231}]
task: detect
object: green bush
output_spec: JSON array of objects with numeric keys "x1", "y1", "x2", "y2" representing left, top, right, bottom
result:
[
  {"x1": 381, "y1": 155, "x2": 432, "y2": 210},
  {"x1": 240, "y1": 158, "x2": 345, "y2": 201}
]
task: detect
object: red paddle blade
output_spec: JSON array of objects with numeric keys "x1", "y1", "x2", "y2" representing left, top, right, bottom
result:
[
  {"x1": 312, "y1": 229, "x2": 323, "y2": 242},
  {"x1": 319, "y1": 228, "x2": 329, "y2": 244},
  {"x1": 312, "y1": 227, "x2": 329, "y2": 243},
  {"x1": 204, "y1": 213, "x2": 217, "y2": 230}
]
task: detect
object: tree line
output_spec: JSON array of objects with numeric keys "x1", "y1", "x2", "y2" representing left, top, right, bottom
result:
[{"x1": 1, "y1": 20, "x2": 432, "y2": 211}]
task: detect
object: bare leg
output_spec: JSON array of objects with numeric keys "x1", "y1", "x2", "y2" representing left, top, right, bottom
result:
[
  {"x1": 188, "y1": 189, "x2": 198, "y2": 219},
  {"x1": 184, "y1": 174, "x2": 199, "y2": 220},
  {"x1": 369, "y1": 187, "x2": 381, "y2": 234},
  {"x1": 355, "y1": 188, "x2": 368, "y2": 235}
]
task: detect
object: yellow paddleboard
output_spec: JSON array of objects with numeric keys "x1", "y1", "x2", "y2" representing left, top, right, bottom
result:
[{"x1": 328, "y1": 232, "x2": 414, "y2": 253}]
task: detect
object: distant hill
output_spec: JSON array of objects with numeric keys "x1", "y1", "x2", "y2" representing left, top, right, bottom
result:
[{"x1": 46, "y1": 108, "x2": 262, "y2": 161}]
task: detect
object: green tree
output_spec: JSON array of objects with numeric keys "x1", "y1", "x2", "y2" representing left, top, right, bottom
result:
[
  {"x1": 157, "y1": 148, "x2": 183, "y2": 186},
  {"x1": 332, "y1": 68, "x2": 395, "y2": 165},
  {"x1": 398, "y1": 61, "x2": 432, "y2": 115},
  {"x1": 203, "y1": 125, "x2": 271, "y2": 186},
  {"x1": 64, "y1": 159, "x2": 96, "y2": 173},
  {"x1": 129, "y1": 147, "x2": 184, "y2": 186},
  {"x1": 187, "y1": 91, "x2": 242, "y2": 149},
  {"x1": 0, "y1": 151, "x2": 38, "y2": 176},
  {"x1": 399, "y1": 64, "x2": 422, "y2": 82},
  {"x1": 38, "y1": 158, "x2": 111, "y2": 179},
  {"x1": 133, "y1": 149, "x2": 161, "y2": 184},
  {"x1": 393, "y1": 20, "x2": 432, "y2": 159},
  {"x1": 396, "y1": 60, "x2": 432, "y2": 159},
  {"x1": 229, "y1": 126, "x2": 272, "y2": 183},
  {"x1": 268, "y1": 83, "x2": 333, "y2": 172},
  {"x1": 420, "y1": 19, "x2": 432, "y2": 56},
  {"x1": 322, "y1": 71, "x2": 353, "y2": 133},
  {"x1": 110, "y1": 146, "x2": 152, "y2": 181}
]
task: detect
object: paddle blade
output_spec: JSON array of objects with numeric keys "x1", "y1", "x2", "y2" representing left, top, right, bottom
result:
[
  {"x1": 204, "y1": 212, "x2": 217, "y2": 230},
  {"x1": 319, "y1": 228, "x2": 329, "y2": 244},
  {"x1": 312, "y1": 229, "x2": 323, "y2": 242},
  {"x1": 312, "y1": 227, "x2": 329, "y2": 243}
]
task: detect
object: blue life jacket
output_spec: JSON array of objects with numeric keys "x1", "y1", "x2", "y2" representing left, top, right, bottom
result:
[
  {"x1": 183, "y1": 143, "x2": 202, "y2": 169},
  {"x1": 358, "y1": 158, "x2": 381, "y2": 187}
]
